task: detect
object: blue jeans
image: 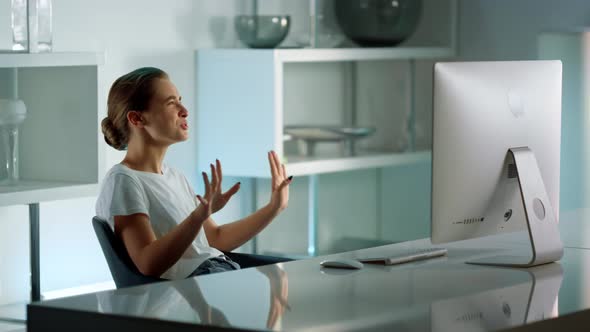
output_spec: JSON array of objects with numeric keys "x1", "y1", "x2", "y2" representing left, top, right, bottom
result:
[
  {"x1": 222, "y1": 251, "x2": 293, "y2": 268},
  {"x1": 189, "y1": 255, "x2": 241, "y2": 277}
]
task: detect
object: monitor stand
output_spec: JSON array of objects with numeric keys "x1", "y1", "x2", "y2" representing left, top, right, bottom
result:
[{"x1": 467, "y1": 147, "x2": 564, "y2": 267}]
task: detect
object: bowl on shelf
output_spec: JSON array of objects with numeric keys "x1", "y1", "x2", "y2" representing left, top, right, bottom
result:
[
  {"x1": 234, "y1": 15, "x2": 290, "y2": 49},
  {"x1": 284, "y1": 125, "x2": 376, "y2": 157},
  {"x1": 334, "y1": 0, "x2": 422, "y2": 47}
]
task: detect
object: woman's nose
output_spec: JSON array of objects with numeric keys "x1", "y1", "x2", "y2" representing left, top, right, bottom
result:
[{"x1": 179, "y1": 104, "x2": 188, "y2": 117}]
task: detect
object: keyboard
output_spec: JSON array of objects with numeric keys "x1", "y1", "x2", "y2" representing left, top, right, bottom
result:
[{"x1": 359, "y1": 247, "x2": 448, "y2": 266}]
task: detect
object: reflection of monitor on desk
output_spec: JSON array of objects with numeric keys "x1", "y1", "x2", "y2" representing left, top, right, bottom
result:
[
  {"x1": 431, "y1": 61, "x2": 564, "y2": 267},
  {"x1": 431, "y1": 263, "x2": 563, "y2": 331}
]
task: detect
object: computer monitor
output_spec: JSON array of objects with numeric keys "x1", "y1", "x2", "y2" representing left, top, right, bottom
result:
[{"x1": 431, "y1": 60, "x2": 564, "y2": 267}]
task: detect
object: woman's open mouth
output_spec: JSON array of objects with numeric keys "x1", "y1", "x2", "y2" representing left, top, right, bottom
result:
[{"x1": 181, "y1": 123, "x2": 189, "y2": 130}]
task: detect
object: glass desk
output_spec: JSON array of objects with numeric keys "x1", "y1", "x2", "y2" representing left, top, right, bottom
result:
[{"x1": 27, "y1": 231, "x2": 590, "y2": 332}]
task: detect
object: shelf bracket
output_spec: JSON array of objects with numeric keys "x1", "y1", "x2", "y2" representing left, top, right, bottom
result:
[
  {"x1": 307, "y1": 174, "x2": 319, "y2": 256},
  {"x1": 29, "y1": 202, "x2": 40, "y2": 302},
  {"x1": 407, "y1": 59, "x2": 416, "y2": 152},
  {"x1": 250, "y1": 178, "x2": 259, "y2": 255}
]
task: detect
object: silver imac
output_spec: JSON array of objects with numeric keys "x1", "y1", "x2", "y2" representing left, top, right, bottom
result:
[{"x1": 431, "y1": 60, "x2": 564, "y2": 267}]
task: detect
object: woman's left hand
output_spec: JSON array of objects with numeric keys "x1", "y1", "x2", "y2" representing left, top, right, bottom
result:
[{"x1": 268, "y1": 151, "x2": 291, "y2": 213}]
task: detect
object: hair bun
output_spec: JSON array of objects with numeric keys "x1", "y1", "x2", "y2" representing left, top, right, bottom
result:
[{"x1": 101, "y1": 117, "x2": 125, "y2": 150}]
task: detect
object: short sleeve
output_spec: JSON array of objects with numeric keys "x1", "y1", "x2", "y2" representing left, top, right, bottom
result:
[
  {"x1": 179, "y1": 172, "x2": 198, "y2": 209},
  {"x1": 110, "y1": 173, "x2": 149, "y2": 217}
]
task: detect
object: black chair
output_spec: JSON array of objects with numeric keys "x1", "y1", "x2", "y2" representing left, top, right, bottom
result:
[
  {"x1": 93, "y1": 216, "x2": 294, "y2": 288},
  {"x1": 92, "y1": 217, "x2": 164, "y2": 288}
]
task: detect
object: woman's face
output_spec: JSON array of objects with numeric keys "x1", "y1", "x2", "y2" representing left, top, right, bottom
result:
[{"x1": 141, "y1": 78, "x2": 189, "y2": 146}]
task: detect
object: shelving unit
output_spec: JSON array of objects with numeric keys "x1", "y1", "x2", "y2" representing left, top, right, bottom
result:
[
  {"x1": 195, "y1": 47, "x2": 451, "y2": 178},
  {"x1": 0, "y1": 52, "x2": 103, "y2": 306},
  {"x1": 0, "y1": 52, "x2": 105, "y2": 207},
  {"x1": 196, "y1": 0, "x2": 457, "y2": 256}
]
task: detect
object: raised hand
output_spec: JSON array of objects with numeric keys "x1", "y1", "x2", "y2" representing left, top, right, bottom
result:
[
  {"x1": 268, "y1": 151, "x2": 291, "y2": 212},
  {"x1": 193, "y1": 193, "x2": 213, "y2": 222},
  {"x1": 201, "y1": 159, "x2": 240, "y2": 215}
]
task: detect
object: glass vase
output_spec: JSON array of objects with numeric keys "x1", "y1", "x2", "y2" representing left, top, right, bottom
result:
[
  {"x1": 11, "y1": 0, "x2": 28, "y2": 51},
  {"x1": 10, "y1": 0, "x2": 53, "y2": 53},
  {"x1": 1, "y1": 125, "x2": 20, "y2": 184}
]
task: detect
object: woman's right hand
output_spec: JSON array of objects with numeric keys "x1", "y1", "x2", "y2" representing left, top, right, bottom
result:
[
  {"x1": 193, "y1": 193, "x2": 213, "y2": 222},
  {"x1": 192, "y1": 163, "x2": 220, "y2": 221},
  {"x1": 193, "y1": 160, "x2": 241, "y2": 222},
  {"x1": 204, "y1": 159, "x2": 240, "y2": 214}
]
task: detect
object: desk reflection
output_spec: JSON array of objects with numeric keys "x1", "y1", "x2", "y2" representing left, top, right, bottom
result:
[
  {"x1": 290, "y1": 262, "x2": 563, "y2": 332},
  {"x1": 95, "y1": 264, "x2": 289, "y2": 330},
  {"x1": 431, "y1": 263, "x2": 563, "y2": 331}
]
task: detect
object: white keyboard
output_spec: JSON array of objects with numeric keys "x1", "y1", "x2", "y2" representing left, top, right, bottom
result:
[{"x1": 359, "y1": 247, "x2": 448, "y2": 266}]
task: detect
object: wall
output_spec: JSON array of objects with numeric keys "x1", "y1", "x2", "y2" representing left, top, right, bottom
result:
[
  {"x1": 459, "y1": 0, "x2": 590, "y2": 61},
  {"x1": 458, "y1": 0, "x2": 590, "y2": 211}
]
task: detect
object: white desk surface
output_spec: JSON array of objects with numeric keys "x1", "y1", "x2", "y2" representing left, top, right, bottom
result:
[{"x1": 27, "y1": 211, "x2": 590, "y2": 331}]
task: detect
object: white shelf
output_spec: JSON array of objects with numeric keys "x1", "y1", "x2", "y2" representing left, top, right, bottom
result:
[
  {"x1": 0, "y1": 180, "x2": 98, "y2": 207},
  {"x1": 0, "y1": 52, "x2": 104, "y2": 68},
  {"x1": 199, "y1": 46, "x2": 454, "y2": 64},
  {"x1": 285, "y1": 151, "x2": 431, "y2": 177},
  {"x1": 276, "y1": 47, "x2": 455, "y2": 63},
  {"x1": 0, "y1": 301, "x2": 26, "y2": 323}
]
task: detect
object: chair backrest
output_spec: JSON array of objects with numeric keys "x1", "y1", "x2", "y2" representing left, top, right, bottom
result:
[{"x1": 92, "y1": 216, "x2": 163, "y2": 288}]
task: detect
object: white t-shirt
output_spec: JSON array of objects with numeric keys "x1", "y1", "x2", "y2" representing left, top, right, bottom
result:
[{"x1": 95, "y1": 163, "x2": 222, "y2": 280}]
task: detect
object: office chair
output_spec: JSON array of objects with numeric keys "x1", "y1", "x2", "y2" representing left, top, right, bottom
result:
[
  {"x1": 92, "y1": 217, "x2": 164, "y2": 288},
  {"x1": 93, "y1": 216, "x2": 294, "y2": 288}
]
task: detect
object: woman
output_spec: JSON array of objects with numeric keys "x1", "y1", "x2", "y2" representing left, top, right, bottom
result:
[{"x1": 96, "y1": 67, "x2": 292, "y2": 280}]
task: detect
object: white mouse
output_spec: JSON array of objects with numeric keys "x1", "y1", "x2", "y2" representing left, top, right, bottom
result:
[{"x1": 320, "y1": 258, "x2": 364, "y2": 270}]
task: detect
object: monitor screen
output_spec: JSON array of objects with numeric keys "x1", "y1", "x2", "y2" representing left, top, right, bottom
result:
[{"x1": 431, "y1": 61, "x2": 562, "y2": 246}]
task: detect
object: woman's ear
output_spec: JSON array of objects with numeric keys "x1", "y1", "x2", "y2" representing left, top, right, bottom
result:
[{"x1": 127, "y1": 111, "x2": 145, "y2": 128}]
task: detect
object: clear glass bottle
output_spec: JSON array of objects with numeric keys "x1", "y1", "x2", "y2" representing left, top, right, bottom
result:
[
  {"x1": 13, "y1": 0, "x2": 53, "y2": 53},
  {"x1": 1, "y1": 125, "x2": 20, "y2": 184},
  {"x1": 28, "y1": 0, "x2": 53, "y2": 52},
  {"x1": 296, "y1": 0, "x2": 344, "y2": 48},
  {"x1": 315, "y1": 0, "x2": 344, "y2": 47},
  {"x1": 35, "y1": 0, "x2": 52, "y2": 52},
  {"x1": 0, "y1": 99, "x2": 26, "y2": 185},
  {"x1": 11, "y1": 0, "x2": 28, "y2": 51}
]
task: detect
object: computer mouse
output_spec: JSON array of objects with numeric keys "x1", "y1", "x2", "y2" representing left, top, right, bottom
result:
[{"x1": 320, "y1": 258, "x2": 364, "y2": 270}]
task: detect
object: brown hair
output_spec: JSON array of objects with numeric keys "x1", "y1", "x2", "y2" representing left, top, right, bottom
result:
[{"x1": 101, "y1": 67, "x2": 169, "y2": 150}]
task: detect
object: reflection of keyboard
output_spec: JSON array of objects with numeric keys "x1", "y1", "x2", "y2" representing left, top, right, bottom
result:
[{"x1": 359, "y1": 248, "x2": 448, "y2": 266}]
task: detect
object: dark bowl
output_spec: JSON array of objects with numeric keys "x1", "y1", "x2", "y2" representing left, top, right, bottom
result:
[
  {"x1": 234, "y1": 15, "x2": 290, "y2": 49},
  {"x1": 334, "y1": 0, "x2": 422, "y2": 47}
]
